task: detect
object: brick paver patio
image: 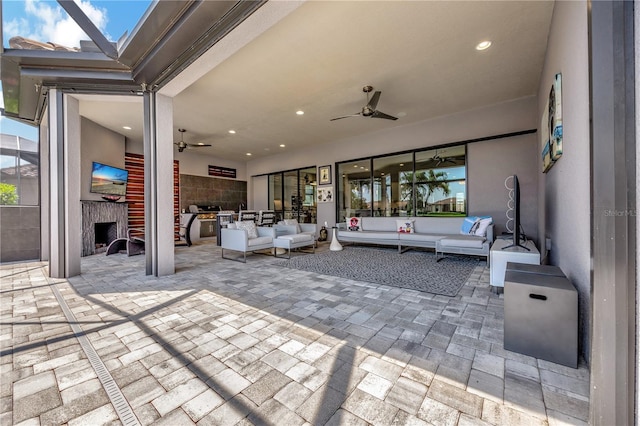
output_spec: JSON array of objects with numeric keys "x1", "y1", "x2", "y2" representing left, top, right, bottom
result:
[{"x1": 1, "y1": 241, "x2": 590, "y2": 425}]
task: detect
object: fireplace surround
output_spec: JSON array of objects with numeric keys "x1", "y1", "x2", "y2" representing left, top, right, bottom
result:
[{"x1": 81, "y1": 201, "x2": 127, "y2": 256}]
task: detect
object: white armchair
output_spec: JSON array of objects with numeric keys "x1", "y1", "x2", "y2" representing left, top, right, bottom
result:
[
  {"x1": 274, "y1": 220, "x2": 317, "y2": 246},
  {"x1": 221, "y1": 222, "x2": 275, "y2": 262}
]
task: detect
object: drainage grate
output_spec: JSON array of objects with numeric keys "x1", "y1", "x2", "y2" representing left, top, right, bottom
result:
[{"x1": 48, "y1": 278, "x2": 141, "y2": 426}]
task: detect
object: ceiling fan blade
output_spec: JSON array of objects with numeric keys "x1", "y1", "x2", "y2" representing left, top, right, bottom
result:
[
  {"x1": 368, "y1": 91, "x2": 381, "y2": 110},
  {"x1": 330, "y1": 112, "x2": 362, "y2": 121},
  {"x1": 371, "y1": 110, "x2": 398, "y2": 120},
  {"x1": 188, "y1": 143, "x2": 212, "y2": 148}
]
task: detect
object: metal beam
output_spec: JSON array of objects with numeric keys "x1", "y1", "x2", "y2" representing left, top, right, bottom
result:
[{"x1": 57, "y1": 0, "x2": 118, "y2": 59}]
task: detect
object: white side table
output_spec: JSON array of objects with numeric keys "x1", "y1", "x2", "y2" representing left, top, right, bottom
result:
[
  {"x1": 330, "y1": 227, "x2": 343, "y2": 251},
  {"x1": 490, "y1": 238, "x2": 540, "y2": 289}
]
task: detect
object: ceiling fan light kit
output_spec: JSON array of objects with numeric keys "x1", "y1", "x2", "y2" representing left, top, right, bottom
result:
[
  {"x1": 174, "y1": 128, "x2": 212, "y2": 152},
  {"x1": 330, "y1": 85, "x2": 398, "y2": 122}
]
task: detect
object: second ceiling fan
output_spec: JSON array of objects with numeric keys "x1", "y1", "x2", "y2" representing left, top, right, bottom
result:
[
  {"x1": 174, "y1": 128, "x2": 211, "y2": 152},
  {"x1": 330, "y1": 85, "x2": 398, "y2": 121}
]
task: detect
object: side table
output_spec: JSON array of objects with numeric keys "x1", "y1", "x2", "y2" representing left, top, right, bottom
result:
[
  {"x1": 330, "y1": 226, "x2": 343, "y2": 251},
  {"x1": 490, "y1": 238, "x2": 540, "y2": 289}
]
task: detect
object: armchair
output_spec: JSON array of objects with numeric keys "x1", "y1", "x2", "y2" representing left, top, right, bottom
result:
[
  {"x1": 175, "y1": 213, "x2": 197, "y2": 247},
  {"x1": 220, "y1": 221, "x2": 276, "y2": 262},
  {"x1": 105, "y1": 227, "x2": 145, "y2": 256},
  {"x1": 274, "y1": 220, "x2": 317, "y2": 246}
]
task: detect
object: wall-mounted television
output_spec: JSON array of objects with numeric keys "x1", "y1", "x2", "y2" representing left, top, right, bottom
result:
[{"x1": 90, "y1": 162, "x2": 128, "y2": 197}]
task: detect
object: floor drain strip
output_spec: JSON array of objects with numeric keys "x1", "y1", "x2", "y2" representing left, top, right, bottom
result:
[{"x1": 48, "y1": 277, "x2": 141, "y2": 426}]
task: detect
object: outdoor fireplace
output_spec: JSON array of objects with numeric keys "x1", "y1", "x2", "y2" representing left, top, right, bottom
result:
[
  {"x1": 82, "y1": 201, "x2": 127, "y2": 256},
  {"x1": 94, "y1": 222, "x2": 117, "y2": 253}
]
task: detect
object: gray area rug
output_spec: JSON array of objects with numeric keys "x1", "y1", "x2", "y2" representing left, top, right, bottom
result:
[{"x1": 277, "y1": 246, "x2": 478, "y2": 297}]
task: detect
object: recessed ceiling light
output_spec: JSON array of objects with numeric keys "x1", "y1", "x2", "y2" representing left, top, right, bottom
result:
[
  {"x1": 296, "y1": 110, "x2": 304, "y2": 115},
  {"x1": 476, "y1": 40, "x2": 492, "y2": 51},
  {"x1": 246, "y1": 152, "x2": 252, "y2": 156},
  {"x1": 280, "y1": 144, "x2": 286, "y2": 148},
  {"x1": 229, "y1": 130, "x2": 236, "y2": 134},
  {"x1": 399, "y1": 163, "x2": 404, "y2": 166},
  {"x1": 353, "y1": 165, "x2": 359, "y2": 168},
  {"x1": 122, "y1": 126, "x2": 132, "y2": 130}
]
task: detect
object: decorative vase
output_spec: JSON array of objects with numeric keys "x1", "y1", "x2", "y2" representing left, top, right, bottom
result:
[
  {"x1": 330, "y1": 227, "x2": 343, "y2": 251},
  {"x1": 318, "y1": 226, "x2": 328, "y2": 241}
]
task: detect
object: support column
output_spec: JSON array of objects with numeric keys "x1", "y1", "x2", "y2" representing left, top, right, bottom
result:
[
  {"x1": 47, "y1": 90, "x2": 82, "y2": 278},
  {"x1": 143, "y1": 91, "x2": 175, "y2": 276},
  {"x1": 40, "y1": 105, "x2": 50, "y2": 262},
  {"x1": 589, "y1": 1, "x2": 636, "y2": 425}
]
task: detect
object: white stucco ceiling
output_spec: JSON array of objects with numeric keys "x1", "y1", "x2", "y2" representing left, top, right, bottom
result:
[{"x1": 77, "y1": 1, "x2": 554, "y2": 162}]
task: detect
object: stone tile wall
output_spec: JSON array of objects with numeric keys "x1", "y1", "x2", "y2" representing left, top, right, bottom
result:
[{"x1": 180, "y1": 174, "x2": 247, "y2": 212}]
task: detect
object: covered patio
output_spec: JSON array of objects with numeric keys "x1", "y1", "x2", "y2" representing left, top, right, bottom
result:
[{"x1": 1, "y1": 241, "x2": 589, "y2": 425}]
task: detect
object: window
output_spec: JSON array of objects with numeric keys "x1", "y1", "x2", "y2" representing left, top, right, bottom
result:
[
  {"x1": 414, "y1": 146, "x2": 466, "y2": 216},
  {"x1": 373, "y1": 154, "x2": 413, "y2": 217},
  {"x1": 337, "y1": 159, "x2": 371, "y2": 221},
  {"x1": 268, "y1": 166, "x2": 316, "y2": 223},
  {"x1": 0, "y1": 135, "x2": 39, "y2": 206},
  {"x1": 337, "y1": 145, "x2": 466, "y2": 219}
]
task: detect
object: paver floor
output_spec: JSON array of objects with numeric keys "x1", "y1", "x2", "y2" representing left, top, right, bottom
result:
[{"x1": 1, "y1": 241, "x2": 590, "y2": 425}]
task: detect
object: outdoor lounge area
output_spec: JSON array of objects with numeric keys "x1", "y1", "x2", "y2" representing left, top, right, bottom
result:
[
  {"x1": 1, "y1": 241, "x2": 591, "y2": 425},
  {"x1": 0, "y1": 0, "x2": 636, "y2": 425}
]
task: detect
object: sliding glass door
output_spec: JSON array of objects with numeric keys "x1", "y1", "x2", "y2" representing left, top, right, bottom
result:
[{"x1": 267, "y1": 166, "x2": 317, "y2": 223}]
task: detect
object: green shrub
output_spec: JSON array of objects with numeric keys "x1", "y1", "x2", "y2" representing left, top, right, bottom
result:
[{"x1": 0, "y1": 183, "x2": 18, "y2": 205}]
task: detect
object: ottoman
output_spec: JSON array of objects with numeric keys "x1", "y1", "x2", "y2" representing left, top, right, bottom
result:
[{"x1": 274, "y1": 234, "x2": 315, "y2": 258}]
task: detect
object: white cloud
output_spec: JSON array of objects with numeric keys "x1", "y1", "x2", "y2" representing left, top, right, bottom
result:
[{"x1": 20, "y1": 0, "x2": 109, "y2": 48}]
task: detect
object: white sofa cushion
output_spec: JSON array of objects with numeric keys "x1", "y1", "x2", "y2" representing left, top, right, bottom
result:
[
  {"x1": 439, "y1": 235, "x2": 486, "y2": 249},
  {"x1": 278, "y1": 234, "x2": 313, "y2": 243},
  {"x1": 247, "y1": 236, "x2": 273, "y2": 247},
  {"x1": 398, "y1": 233, "x2": 447, "y2": 243}
]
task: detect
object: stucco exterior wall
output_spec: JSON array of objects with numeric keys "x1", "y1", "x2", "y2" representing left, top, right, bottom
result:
[{"x1": 537, "y1": 0, "x2": 591, "y2": 360}]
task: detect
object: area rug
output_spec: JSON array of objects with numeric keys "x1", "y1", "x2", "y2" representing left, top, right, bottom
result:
[{"x1": 276, "y1": 246, "x2": 478, "y2": 297}]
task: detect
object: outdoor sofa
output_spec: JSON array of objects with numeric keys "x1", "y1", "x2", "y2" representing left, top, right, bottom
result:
[{"x1": 337, "y1": 216, "x2": 493, "y2": 264}]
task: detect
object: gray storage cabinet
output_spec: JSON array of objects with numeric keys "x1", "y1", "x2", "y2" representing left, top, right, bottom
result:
[{"x1": 504, "y1": 263, "x2": 578, "y2": 368}]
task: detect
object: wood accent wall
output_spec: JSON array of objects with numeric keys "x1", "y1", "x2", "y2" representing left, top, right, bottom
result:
[{"x1": 125, "y1": 152, "x2": 180, "y2": 235}]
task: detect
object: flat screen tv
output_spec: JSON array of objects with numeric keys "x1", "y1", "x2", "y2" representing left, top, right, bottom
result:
[
  {"x1": 90, "y1": 162, "x2": 128, "y2": 197},
  {"x1": 503, "y1": 174, "x2": 529, "y2": 250}
]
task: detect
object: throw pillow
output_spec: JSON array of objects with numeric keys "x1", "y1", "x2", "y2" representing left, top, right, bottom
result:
[
  {"x1": 460, "y1": 216, "x2": 480, "y2": 235},
  {"x1": 396, "y1": 219, "x2": 415, "y2": 233},
  {"x1": 236, "y1": 220, "x2": 258, "y2": 239},
  {"x1": 283, "y1": 219, "x2": 302, "y2": 233},
  {"x1": 347, "y1": 217, "x2": 361, "y2": 231},
  {"x1": 473, "y1": 217, "x2": 493, "y2": 237}
]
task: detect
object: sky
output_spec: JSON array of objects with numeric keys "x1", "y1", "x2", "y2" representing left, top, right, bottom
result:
[{"x1": 1, "y1": 0, "x2": 151, "y2": 141}]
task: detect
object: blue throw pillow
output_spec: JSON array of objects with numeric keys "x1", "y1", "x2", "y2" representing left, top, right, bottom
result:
[{"x1": 461, "y1": 216, "x2": 480, "y2": 234}]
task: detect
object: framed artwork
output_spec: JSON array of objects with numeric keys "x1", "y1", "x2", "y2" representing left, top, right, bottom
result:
[
  {"x1": 549, "y1": 73, "x2": 563, "y2": 161},
  {"x1": 541, "y1": 73, "x2": 563, "y2": 173},
  {"x1": 319, "y1": 165, "x2": 332, "y2": 185},
  {"x1": 317, "y1": 187, "x2": 333, "y2": 203}
]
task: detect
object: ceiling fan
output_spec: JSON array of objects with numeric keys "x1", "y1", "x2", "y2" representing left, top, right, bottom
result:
[
  {"x1": 330, "y1": 85, "x2": 398, "y2": 121},
  {"x1": 174, "y1": 128, "x2": 211, "y2": 152},
  {"x1": 430, "y1": 149, "x2": 457, "y2": 166}
]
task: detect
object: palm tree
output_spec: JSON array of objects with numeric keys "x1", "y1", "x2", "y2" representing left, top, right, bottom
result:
[
  {"x1": 423, "y1": 169, "x2": 450, "y2": 207},
  {"x1": 401, "y1": 170, "x2": 451, "y2": 214}
]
